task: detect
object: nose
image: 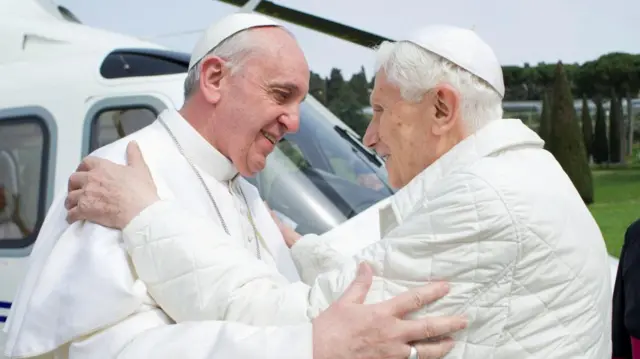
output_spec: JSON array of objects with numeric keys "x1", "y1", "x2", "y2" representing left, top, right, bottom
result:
[
  {"x1": 362, "y1": 118, "x2": 379, "y2": 149},
  {"x1": 278, "y1": 107, "x2": 300, "y2": 134}
]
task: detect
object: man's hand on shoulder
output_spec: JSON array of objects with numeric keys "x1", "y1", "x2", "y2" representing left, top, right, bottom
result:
[
  {"x1": 65, "y1": 141, "x2": 159, "y2": 229},
  {"x1": 313, "y1": 262, "x2": 466, "y2": 359}
]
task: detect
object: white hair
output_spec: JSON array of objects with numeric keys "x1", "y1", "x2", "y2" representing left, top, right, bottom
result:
[
  {"x1": 183, "y1": 26, "x2": 296, "y2": 99},
  {"x1": 374, "y1": 40, "x2": 503, "y2": 132}
]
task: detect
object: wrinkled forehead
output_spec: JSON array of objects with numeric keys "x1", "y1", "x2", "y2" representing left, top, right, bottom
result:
[
  {"x1": 244, "y1": 35, "x2": 310, "y2": 92},
  {"x1": 370, "y1": 71, "x2": 399, "y2": 104}
]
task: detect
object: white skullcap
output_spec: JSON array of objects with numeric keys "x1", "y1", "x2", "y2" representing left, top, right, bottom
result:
[
  {"x1": 404, "y1": 24, "x2": 505, "y2": 98},
  {"x1": 188, "y1": 12, "x2": 282, "y2": 70}
]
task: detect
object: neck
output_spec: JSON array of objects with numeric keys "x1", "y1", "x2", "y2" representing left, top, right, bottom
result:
[
  {"x1": 437, "y1": 123, "x2": 469, "y2": 158},
  {"x1": 179, "y1": 100, "x2": 228, "y2": 158}
]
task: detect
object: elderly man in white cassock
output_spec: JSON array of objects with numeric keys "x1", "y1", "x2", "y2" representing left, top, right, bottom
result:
[
  {"x1": 60, "y1": 23, "x2": 614, "y2": 359},
  {"x1": 3, "y1": 14, "x2": 468, "y2": 359}
]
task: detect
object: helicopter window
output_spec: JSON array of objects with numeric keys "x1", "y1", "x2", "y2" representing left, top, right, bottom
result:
[
  {"x1": 90, "y1": 106, "x2": 157, "y2": 151},
  {"x1": 100, "y1": 49, "x2": 188, "y2": 79},
  {"x1": 0, "y1": 117, "x2": 49, "y2": 248}
]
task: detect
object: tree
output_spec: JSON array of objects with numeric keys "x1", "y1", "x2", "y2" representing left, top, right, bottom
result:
[
  {"x1": 309, "y1": 72, "x2": 327, "y2": 105},
  {"x1": 348, "y1": 66, "x2": 370, "y2": 107},
  {"x1": 326, "y1": 68, "x2": 346, "y2": 105},
  {"x1": 538, "y1": 90, "x2": 552, "y2": 150},
  {"x1": 609, "y1": 90, "x2": 623, "y2": 163},
  {"x1": 592, "y1": 96, "x2": 609, "y2": 164},
  {"x1": 548, "y1": 62, "x2": 594, "y2": 204},
  {"x1": 581, "y1": 96, "x2": 593, "y2": 160}
]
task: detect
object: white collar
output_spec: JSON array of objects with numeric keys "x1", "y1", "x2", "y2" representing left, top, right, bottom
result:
[
  {"x1": 389, "y1": 118, "x2": 544, "y2": 223},
  {"x1": 158, "y1": 109, "x2": 238, "y2": 182}
]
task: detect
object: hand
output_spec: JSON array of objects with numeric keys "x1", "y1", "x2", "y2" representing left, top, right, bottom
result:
[
  {"x1": 312, "y1": 262, "x2": 466, "y2": 359},
  {"x1": 265, "y1": 202, "x2": 301, "y2": 248},
  {"x1": 65, "y1": 141, "x2": 159, "y2": 229}
]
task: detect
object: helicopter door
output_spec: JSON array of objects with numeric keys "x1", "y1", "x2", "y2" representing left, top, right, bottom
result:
[{"x1": 82, "y1": 95, "x2": 167, "y2": 155}]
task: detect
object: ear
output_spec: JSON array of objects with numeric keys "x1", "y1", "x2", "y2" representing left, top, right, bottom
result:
[
  {"x1": 199, "y1": 56, "x2": 227, "y2": 104},
  {"x1": 431, "y1": 84, "x2": 460, "y2": 136}
]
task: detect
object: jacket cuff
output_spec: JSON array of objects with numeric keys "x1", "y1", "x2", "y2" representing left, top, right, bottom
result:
[
  {"x1": 290, "y1": 234, "x2": 324, "y2": 284},
  {"x1": 122, "y1": 200, "x2": 171, "y2": 251}
]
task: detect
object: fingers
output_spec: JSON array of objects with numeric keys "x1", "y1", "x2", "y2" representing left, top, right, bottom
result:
[
  {"x1": 126, "y1": 141, "x2": 150, "y2": 172},
  {"x1": 66, "y1": 205, "x2": 86, "y2": 224},
  {"x1": 67, "y1": 172, "x2": 89, "y2": 193},
  {"x1": 76, "y1": 156, "x2": 101, "y2": 172},
  {"x1": 401, "y1": 315, "x2": 467, "y2": 343},
  {"x1": 65, "y1": 189, "x2": 82, "y2": 210},
  {"x1": 381, "y1": 282, "x2": 450, "y2": 317},
  {"x1": 335, "y1": 262, "x2": 373, "y2": 304},
  {"x1": 411, "y1": 337, "x2": 456, "y2": 359}
]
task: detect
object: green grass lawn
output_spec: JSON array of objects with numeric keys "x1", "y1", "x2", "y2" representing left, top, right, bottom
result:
[{"x1": 589, "y1": 165, "x2": 640, "y2": 258}]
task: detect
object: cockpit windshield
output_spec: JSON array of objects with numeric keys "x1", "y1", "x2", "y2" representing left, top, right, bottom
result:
[{"x1": 244, "y1": 97, "x2": 394, "y2": 235}]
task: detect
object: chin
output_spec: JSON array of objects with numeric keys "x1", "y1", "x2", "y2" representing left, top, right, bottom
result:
[
  {"x1": 246, "y1": 158, "x2": 266, "y2": 176},
  {"x1": 387, "y1": 174, "x2": 402, "y2": 189}
]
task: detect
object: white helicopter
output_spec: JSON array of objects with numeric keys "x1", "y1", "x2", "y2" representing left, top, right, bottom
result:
[{"x1": 0, "y1": 0, "x2": 619, "y2": 355}]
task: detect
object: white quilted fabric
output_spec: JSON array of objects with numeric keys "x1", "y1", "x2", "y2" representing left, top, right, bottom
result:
[{"x1": 305, "y1": 119, "x2": 612, "y2": 358}]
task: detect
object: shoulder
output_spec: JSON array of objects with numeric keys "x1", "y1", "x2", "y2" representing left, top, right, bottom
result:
[
  {"x1": 626, "y1": 218, "x2": 640, "y2": 239},
  {"x1": 425, "y1": 170, "x2": 506, "y2": 210},
  {"x1": 88, "y1": 122, "x2": 161, "y2": 166},
  {"x1": 400, "y1": 171, "x2": 512, "y2": 235}
]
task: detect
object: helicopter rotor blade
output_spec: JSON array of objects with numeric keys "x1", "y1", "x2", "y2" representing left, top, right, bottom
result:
[{"x1": 216, "y1": 0, "x2": 393, "y2": 48}]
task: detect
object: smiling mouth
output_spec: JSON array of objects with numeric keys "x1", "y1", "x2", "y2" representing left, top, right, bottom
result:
[{"x1": 261, "y1": 130, "x2": 276, "y2": 144}]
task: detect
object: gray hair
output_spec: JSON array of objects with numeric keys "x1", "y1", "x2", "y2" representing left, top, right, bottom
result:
[
  {"x1": 374, "y1": 40, "x2": 503, "y2": 132},
  {"x1": 183, "y1": 26, "x2": 296, "y2": 99}
]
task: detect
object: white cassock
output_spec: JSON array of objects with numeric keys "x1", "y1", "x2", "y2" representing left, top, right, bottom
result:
[{"x1": 3, "y1": 109, "x2": 313, "y2": 359}]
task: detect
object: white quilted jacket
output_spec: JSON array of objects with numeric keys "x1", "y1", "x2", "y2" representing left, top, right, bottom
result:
[{"x1": 122, "y1": 118, "x2": 612, "y2": 358}]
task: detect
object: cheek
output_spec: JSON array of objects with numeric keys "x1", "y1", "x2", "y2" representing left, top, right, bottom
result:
[{"x1": 380, "y1": 115, "x2": 409, "y2": 156}]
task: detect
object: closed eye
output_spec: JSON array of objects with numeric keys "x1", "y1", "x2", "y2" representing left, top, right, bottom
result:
[{"x1": 273, "y1": 90, "x2": 290, "y2": 103}]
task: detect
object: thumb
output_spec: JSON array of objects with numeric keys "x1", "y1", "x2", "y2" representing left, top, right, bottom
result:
[
  {"x1": 126, "y1": 141, "x2": 148, "y2": 171},
  {"x1": 336, "y1": 262, "x2": 373, "y2": 305}
]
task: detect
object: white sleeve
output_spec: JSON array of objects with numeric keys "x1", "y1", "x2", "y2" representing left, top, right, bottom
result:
[
  {"x1": 290, "y1": 234, "x2": 352, "y2": 285},
  {"x1": 289, "y1": 199, "x2": 387, "y2": 285},
  {"x1": 65, "y1": 307, "x2": 312, "y2": 359},
  {"x1": 121, "y1": 200, "x2": 312, "y2": 326}
]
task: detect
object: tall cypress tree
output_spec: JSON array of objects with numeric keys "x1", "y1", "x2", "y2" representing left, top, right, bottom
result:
[
  {"x1": 581, "y1": 96, "x2": 593, "y2": 161},
  {"x1": 548, "y1": 61, "x2": 594, "y2": 204},
  {"x1": 538, "y1": 90, "x2": 552, "y2": 150},
  {"x1": 609, "y1": 91, "x2": 622, "y2": 163},
  {"x1": 592, "y1": 96, "x2": 609, "y2": 164}
]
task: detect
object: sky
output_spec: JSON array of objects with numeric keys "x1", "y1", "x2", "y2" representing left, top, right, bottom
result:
[{"x1": 56, "y1": 0, "x2": 639, "y2": 80}]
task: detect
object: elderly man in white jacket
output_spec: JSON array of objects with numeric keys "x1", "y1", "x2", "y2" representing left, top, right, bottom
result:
[{"x1": 65, "y1": 25, "x2": 613, "y2": 358}]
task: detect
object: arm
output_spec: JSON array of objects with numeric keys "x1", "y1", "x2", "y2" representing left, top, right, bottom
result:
[
  {"x1": 286, "y1": 198, "x2": 388, "y2": 284},
  {"x1": 122, "y1": 172, "x2": 505, "y2": 326},
  {"x1": 622, "y1": 220, "x2": 640, "y2": 358},
  {"x1": 65, "y1": 264, "x2": 463, "y2": 359},
  {"x1": 122, "y1": 200, "x2": 313, "y2": 326},
  {"x1": 290, "y1": 234, "x2": 352, "y2": 284},
  {"x1": 64, "y1": 307, "x2": 312, "y2": 359}
]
